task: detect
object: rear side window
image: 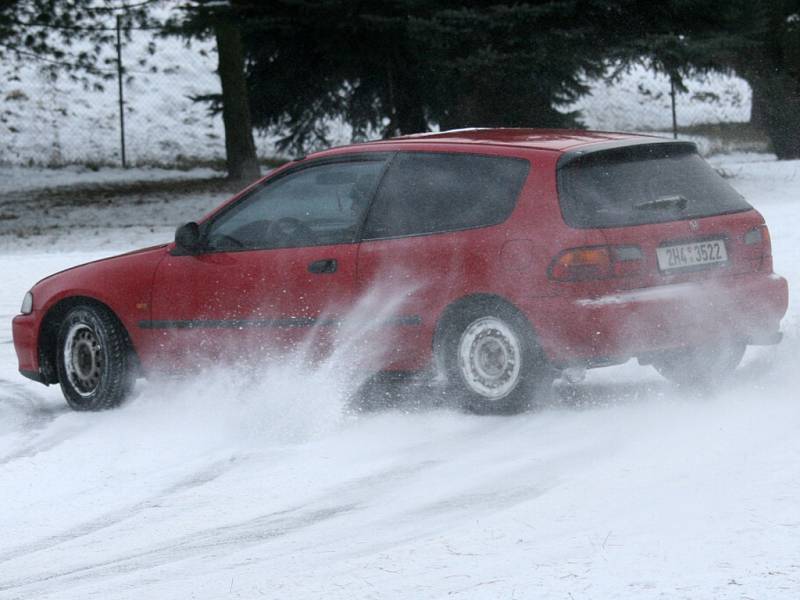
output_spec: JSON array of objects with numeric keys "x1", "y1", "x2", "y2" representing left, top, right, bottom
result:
[
  {"x1": 557, "y1": 145, "x2": 751, "y2": 228},
  {"x1": 362, "y1": 152, "x2": 530, "y2": 239}
]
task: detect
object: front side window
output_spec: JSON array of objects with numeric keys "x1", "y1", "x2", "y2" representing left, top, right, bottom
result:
[
  {"x1": 362, "y1": 152, "x2": 530, "y2": 239},
  {"x1": 205, "y1": 158, "x2": 387, "y2": 250}
]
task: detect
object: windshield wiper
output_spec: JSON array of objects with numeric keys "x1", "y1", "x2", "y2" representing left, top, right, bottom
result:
[{"x1": 634, "y1": 195, "x2": 688, "y2": 211}]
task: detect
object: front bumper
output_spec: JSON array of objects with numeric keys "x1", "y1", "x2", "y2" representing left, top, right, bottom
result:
[
  {"x1": 19, "y1": 369, "x2": 46, "y2": 383},
  {"x1": 533, "y1": 272, "x2": 789, "y2": 365},
  {"x1": 12, "y1": 312, "x2": 43, "y2": 381}
]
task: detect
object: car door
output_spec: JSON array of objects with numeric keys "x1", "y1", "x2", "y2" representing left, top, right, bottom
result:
[
  {"x1": 356, "y1": 151, "x2": 532, "y2": 372},
  {"x1": 145, "y1": 155, "x2": 389, "y2": 370}
]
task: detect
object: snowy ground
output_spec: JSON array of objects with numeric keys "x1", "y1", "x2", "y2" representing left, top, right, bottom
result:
[
  {"x1": 0, "y1": 169, "x2": 233, "y2": 252},
  {"x1": 0, "y1": 165, "x2": 222, "y2": 196},
  {"x1": 0, "y1": 155, "x2": 798, "y2": 599}
]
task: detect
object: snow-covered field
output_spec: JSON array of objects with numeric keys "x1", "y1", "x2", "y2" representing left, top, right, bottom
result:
[
  {"x1": 0, "y1": 155, "x2": 798, "y2": 599},
  {"x1": 0, "y1": 20, "x2": 346, "y2": 166},
  {"x1": 570, "y1": 64, "x2": 751, "y2": 132}
]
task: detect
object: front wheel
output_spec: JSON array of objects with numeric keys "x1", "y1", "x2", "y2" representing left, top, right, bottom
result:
[
  {"x1": 651, "y1": 338, "x2": 746, "y2": 387},
  {"x1": 437, "y1": 302, "x2": 553, "y2": 415},
  {"x1": 56, "y1": 305, "x2": 135, "y2": 411}
]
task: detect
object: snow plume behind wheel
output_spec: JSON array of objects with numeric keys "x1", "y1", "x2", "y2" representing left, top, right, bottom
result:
[
  {"x1": 436, "y1": 297, "x2": 554, "y2": 415},
  {"x1": 651, "y1": 336, "x2": 747, "y2": 388},
  {"x1": 56, "y1": 304, "x2": 136, "y2": 411}
]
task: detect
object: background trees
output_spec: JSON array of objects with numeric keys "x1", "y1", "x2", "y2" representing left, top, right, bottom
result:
[
  {"x1": 224, "y1": 0, "x2": 800, "y2": 159},
  {"x1": 1, "y1": 0, "x2": 153, "y2": 80},
  {"x1": 4, "y1": 0, "x2": 800, "y2": 169},
  {"x1": 229, "y1": 1, "x2": 630, "y2": 153},
  {"x1": 717, "y1": 1, "x2": 800, "y2": 159},
  {"x1": 619, "y1": 0, "x2": 800, "y2": 159},
  {"x1": 176, "y1": 0, "x2": 260, "y2": 180}
]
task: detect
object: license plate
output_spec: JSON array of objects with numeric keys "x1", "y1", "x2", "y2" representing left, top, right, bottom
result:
[{"x1": 656, "y1": 239, "x2": 728, "y2": 272}]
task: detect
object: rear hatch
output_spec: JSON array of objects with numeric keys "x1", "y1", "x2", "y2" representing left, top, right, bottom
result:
[{"x1": 556, "y1": 142, "x2": 770, "y2": 291}]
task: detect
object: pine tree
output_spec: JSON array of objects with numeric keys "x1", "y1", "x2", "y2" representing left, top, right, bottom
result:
[
  {"x1": 169, "y1": 0, "x2": 260, "y2": 181},
  {"x1": 1, "y1": 0, "x2": 154, "y2": 82},
  {"x1": 721, "y1": 1, "x2": 800, "y2": 159},
  {"x1": 230, "y1": 1, "x2": 636, "y2": 154}
]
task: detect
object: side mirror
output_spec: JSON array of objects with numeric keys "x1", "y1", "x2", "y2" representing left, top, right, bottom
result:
[{"x1": 173, "y1": 221, "x2": 203, "y2": 255}]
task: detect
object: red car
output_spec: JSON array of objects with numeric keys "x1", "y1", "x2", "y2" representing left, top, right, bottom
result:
[{"x1": 12, "y1": 129, "x2": 789, "y2": 414}]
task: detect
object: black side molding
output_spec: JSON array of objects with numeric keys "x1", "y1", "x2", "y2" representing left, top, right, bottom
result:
[{"x1": 139, "y1": 315, "x2": 423, "y2": 330}]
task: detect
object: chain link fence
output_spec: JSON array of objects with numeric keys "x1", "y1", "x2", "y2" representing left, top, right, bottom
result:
[
  {"x1": 0, "y1": 27, "x2": 765, "y2": 168},
  {"x1": 0, "y1": 24, "x2": 282, "y2": 167}
]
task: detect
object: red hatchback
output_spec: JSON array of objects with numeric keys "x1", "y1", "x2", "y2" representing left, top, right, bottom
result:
[{"x1": 12, "y1": 129, "x2": 789, "y2": 414}]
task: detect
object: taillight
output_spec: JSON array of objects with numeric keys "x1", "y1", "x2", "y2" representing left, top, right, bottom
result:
[
  {"x1": 549, "y1": 245, "x2": 643, "y2": 282},
  {"x1": 744, "y1": 224, "x2": 771, "y2": 250},
  {"x1": 611, "y1": 246, "x2": 644, "y2": 277},
  {"x1": 744, "y1": 224, "x2": 773, "y2": 271}
]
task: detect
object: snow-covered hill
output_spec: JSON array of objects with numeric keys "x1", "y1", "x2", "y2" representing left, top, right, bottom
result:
[
  {"x1": 568, "y1": 64, "x2": 751, "y2": 131},
  {"x1": 1, "y1": 14, "x2": 753, "y2": 166},
  {"x1": 0, "y1": 155, "x2": 797, "y2": 599}
]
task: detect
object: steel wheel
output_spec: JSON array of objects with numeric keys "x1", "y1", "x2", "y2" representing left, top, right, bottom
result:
[
  {"x1": 437, "y1": 299, "x2": 553, "y2": 415},
  {"x1": 56, "y1": 305, "x2": 135, "y2": 411},
  {"x1": 63, "y1": 323, "x2": 105, "y2": 397},
  {"x1": 457, "y1": 317, "x2": 522, "y2": 400}
]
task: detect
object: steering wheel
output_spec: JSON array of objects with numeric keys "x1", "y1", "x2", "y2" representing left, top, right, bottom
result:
[{"x1": 267, "y1": 217, "x2": 316, "y2": 245}]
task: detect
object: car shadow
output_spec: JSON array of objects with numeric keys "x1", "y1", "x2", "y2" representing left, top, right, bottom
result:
[
  {"x1": 349, "y1": 370, "x2": 683, "y2": 416},
  {"x1": 552, "y1": 378, "x2": 679, "y2": 410}
]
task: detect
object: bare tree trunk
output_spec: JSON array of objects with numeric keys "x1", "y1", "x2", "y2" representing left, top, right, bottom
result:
[
  {"x1": 384, "y1": 55, "x2": 427, "y2": 137},
  {"x1": 749, "y1": 81, "x2": 767, "y2": 130},
  {"x1": 748, "y1": 73, "x2": 800, "y2": 159},
  {"x1": 215, "y1": 19, "x2": 260, "y2": 182}
]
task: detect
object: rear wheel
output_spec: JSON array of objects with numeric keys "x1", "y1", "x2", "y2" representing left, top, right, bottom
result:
[
  {"x1": 56, "y1": 305, "x2": 135, "y2": 411},
  {"x1": 437, "y1": 301, "x2": 553, "y2": 415},
  {"x1": 651, "y1": 338, "x2": 746, "y2": 387}
]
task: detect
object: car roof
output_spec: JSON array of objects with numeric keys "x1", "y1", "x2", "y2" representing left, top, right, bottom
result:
[{"x1": 318, "y1": 128, "x2": 665, "y2": 156}]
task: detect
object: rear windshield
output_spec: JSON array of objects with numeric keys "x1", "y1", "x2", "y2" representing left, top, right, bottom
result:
[{"x1": 557, "y1": 145, "x2": 752, "y2": 228}]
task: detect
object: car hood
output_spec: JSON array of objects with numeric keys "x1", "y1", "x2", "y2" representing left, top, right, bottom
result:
[{"x1": 33, "y1": 243, "x2": 169, "y2": 286}]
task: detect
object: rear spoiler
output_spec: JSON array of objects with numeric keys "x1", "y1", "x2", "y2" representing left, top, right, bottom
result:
[{"x1": 557, "y1": 139, "x2": 698, "y2": 169}]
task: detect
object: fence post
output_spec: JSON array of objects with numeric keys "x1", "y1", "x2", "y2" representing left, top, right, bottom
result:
[
  {"x1": 116, "y1": 14, "x2": 127, "y2": 168},
  {"x1": 670, "y1": 77, "x2": 678, "y2": 140}
]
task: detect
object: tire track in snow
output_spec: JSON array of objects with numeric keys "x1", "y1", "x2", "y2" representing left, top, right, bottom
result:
[
  {"x1": 0, "y1": 458, "x2": 445, "y2": 595},
  {"x1": 0, "y1": 456, "x2": 240, "y2": 568},
  {"x1": 0, "y1": 378, "x2": 75, "y2": 466},
  {"x1": 0, "y1": 378, "x2": 66, "y2": 432},
  {"x1": 0, "y1": 502, "x2": 360, "y2": 595}
]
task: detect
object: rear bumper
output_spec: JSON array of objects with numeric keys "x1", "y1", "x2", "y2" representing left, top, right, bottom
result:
[
  {"x1": 745, "y1": 330, "x2": 782, "y2": 346},
  {"x1": 532, "y1": 272, "x2": 789, "y2": 365}
]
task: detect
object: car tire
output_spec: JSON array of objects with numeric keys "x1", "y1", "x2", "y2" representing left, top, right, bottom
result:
[
  {"x1": 437, "y1": 300, "x2": 553, "y2": 415},
  {"x1": 56, "y1": 304, "x2": 135, "y2": 411},
  {"x1": 651, "y1": 338, "x2": 746, "y2": 387}
]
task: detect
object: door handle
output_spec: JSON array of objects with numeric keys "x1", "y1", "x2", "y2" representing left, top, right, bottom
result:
[{"x1": 308, "y1": 259, "x2": 337, "y2": 274}]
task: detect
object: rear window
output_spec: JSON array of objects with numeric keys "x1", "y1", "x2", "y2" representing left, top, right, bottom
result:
[
  {"x1": 557, "y1": 145, "x2": 751, "y2": 228},
  {"x1": 362, "y1": 152, "x2": 530, "y2": 238}
]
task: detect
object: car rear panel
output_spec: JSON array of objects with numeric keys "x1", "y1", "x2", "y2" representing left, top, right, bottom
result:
[
  {"x1": 531, "y1": 141, "x2": 788, "y2": 364},
  {"x1": 597, "y1": 209, "x2": 769, "y2": 291},
  {"x1": 555, "y1": 142, "x2": 772, "y2": 292}
]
